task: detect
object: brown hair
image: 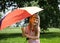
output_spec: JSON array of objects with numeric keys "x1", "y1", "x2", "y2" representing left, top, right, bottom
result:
[{"x1": 29, "y1": 14, "x2": 40, "y2": 36}]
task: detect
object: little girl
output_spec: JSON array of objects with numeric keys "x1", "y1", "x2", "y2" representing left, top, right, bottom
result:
[{"x1": 21, "y1": 13, "x2": 40, "y2": 43}]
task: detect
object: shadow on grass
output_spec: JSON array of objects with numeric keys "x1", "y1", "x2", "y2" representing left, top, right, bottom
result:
[
  {"x1": 40, "y1": 32, "x2": 60, "y2": 39},
  {"x1": 0, "y1": 32, "x2": 60, "y2": 40},
  {"x1": 0, "y1": 33, "x2": 22, "y2": 40}
]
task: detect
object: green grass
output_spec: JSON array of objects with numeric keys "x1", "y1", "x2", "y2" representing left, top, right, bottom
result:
[
  {"x1": 40, "y1": 32, "x2": 60, "y2": 43},
  {"x1": 0, "y1": 27, "x2": 60, "y2": 43}
]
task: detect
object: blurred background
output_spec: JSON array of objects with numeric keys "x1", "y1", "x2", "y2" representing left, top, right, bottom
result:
[{"x1": 0, "y1": 0, "x2": 60, "y2": 43}]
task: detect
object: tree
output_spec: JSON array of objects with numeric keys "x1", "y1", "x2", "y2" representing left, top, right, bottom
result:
[{"x1": 38, "y1": 0, "x2": 60, "y2": 30}]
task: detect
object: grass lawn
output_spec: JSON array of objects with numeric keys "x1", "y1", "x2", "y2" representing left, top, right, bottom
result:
[{"x1": 0, "y1": 27, "x2": 60, "y2": 43}]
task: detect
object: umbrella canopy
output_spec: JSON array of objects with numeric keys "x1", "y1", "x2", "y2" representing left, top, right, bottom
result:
[
  {"x1": 0, "y1": 6, "x2": 43, "y2": 30},
  {"x1": 20, "y1": 6, "x2": 43, "y2": 14}
]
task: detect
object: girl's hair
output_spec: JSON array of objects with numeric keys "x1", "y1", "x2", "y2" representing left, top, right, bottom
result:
[
  {"x1": 29, "y1": 14, "x2": 40, "y2": 25},
  {"x1": 29, "y1": 14, "x2": 40, "y2": 36}
]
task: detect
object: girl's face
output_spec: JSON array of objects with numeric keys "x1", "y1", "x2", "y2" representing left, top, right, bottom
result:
[{"x1": 29, "y1": 14, "x2": 39, "y2": 26}]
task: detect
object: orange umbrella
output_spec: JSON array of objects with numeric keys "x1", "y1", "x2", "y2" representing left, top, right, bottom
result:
[{"x1": 0, "y1": 7, "x2": 43, "y2": 30}]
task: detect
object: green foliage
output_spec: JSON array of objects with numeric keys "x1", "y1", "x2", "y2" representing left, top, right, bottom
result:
[{"x1": 38, "y1": 0, "x2": 60, "y2": 29}]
